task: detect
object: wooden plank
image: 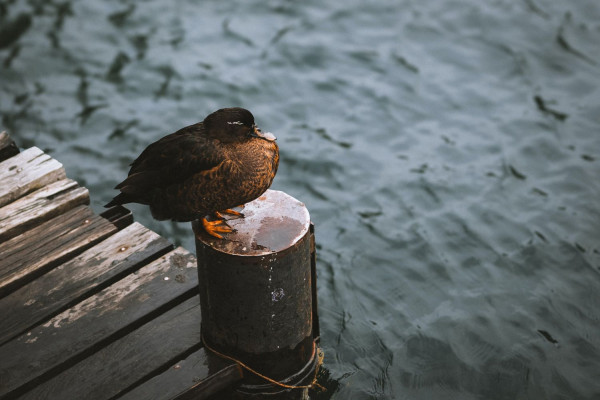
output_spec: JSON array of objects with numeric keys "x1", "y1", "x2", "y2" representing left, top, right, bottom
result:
[
  {"x1": 118, "y1": 347, "x2": 242, "y2": 400},
  {"x1": 18, "y1": 297, "x2": 240, "y2": 400},
  {"x1": 0, "y1": 131, "x2": 19, "y2": 162},
  {"x1": 0, "y1": 178, "x2": 89, "y2": 242},
  {"x1": 0, "y1": 147, "x2": 65, "y2": 208},
  {"x1": 0, "y1": 221, "x2": 173, "y2": 345},
  {"x1": 0, "y1": 247, "x2": 198, "y2": 399},
  {"x1": 0, "y1": 206, "x2": 117, "y2": 299}
]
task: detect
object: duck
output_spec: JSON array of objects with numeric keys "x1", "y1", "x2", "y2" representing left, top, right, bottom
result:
[{"x1": 105, "y1": 107, "x2": 279, "y2": 239}]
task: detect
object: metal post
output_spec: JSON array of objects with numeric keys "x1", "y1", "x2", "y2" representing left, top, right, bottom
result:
[{"x1": 193, "y1": 190, "x2": 320, "y2": 399}]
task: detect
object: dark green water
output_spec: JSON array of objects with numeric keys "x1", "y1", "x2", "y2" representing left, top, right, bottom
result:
[{"x1": 2, "y1": 0, "x2": 600, "y2": 398}]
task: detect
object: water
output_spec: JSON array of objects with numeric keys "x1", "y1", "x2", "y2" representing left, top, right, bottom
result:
[{"x1": 2, "y1": 0, "x2": 600, "y2": 398}]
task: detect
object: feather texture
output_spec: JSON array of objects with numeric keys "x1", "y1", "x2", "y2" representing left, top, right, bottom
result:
[{"x1": 105, "y1": 108, "x2": 279, "y2": 222}]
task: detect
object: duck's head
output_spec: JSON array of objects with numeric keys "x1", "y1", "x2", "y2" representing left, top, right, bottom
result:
[{"x1": 204, "y1": 107, "x2": 276, "y2": 143}]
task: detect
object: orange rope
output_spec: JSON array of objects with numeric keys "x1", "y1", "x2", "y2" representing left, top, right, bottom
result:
[{"x1": 202, "y1": 334, "x2": 325, "y2": 391}]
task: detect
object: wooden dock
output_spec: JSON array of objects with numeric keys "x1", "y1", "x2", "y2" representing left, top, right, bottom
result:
[{"x1": 0, "y1": 131, "x2": 243, "y2": 400}]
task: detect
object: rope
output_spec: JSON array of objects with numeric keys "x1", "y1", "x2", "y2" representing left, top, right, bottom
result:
[{"x1": 202, "y1": 334, "x2": 325, "y2": 391}]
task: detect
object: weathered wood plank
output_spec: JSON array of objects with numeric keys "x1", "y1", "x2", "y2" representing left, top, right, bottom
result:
[
  {"x1": 0, "y1": 221, "x2": 173, "y2": 345},
  {"x1": 0, "y1": 247, "x2": 198, "y2": 399},
  {"x1": 18, "y1": 297, "x2": 238, "y2": 400},
  {"x1": 0, "y1": 147, "x2": 65, "y2": 208},
  {"x1": 0, "y1": 178, "x2": 89, "y2": 242},
  {"x1": 0, "y1": 131, "x2": 19, "y2": 162},
  {"x1": 118, "y1": 347, "x2": 242, "y2": 400},
  {"x1": 0, "y1": 206, "x2": 117, "y2": 299}
]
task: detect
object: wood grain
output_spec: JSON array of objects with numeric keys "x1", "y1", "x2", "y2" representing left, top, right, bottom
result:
[
  {"x1": 0, "y1": 205, "x2": 116, "y2": 298},
  {"x1": 0, "y1": 147, "x2": 65, "y2": 208},
  {"x1": 118, "y1": 346, "x2": 242, "y2": 400},
  {"x1": 0, "y1": 178, "x2": 89, "y2": 242},
  {"x1": 0, "y1": 221, "x2": 173, "y2": 345},
  {"x1": 0, "y1": 134, "x2": 243, "y2": 399},
  {"x1": 0, "y1": 247, "x2": 198, "y2": 398},
  {"x1": 18, "y1": 297, "x2": 238, "y2": 400}
]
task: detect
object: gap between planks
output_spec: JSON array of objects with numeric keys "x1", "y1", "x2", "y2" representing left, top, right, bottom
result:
[
  {"x1": 0, "y1": 220, "x2": 174, "y2": 346},
  {"x1": 0, "y1": 248, "x2": 199, "y2": 399}
]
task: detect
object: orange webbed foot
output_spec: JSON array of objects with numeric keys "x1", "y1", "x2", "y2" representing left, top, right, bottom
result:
[
  {"x1": 201, "y1": 216, "x2": 234, "y2": 239},
  {"x1": 217, "y1": 205, "x2": 245, "y2": 218}
]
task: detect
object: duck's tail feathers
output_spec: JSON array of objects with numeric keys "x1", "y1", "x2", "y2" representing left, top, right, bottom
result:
[{"x1": 105, "y1": 192, "x2": 150, "y2": 208}]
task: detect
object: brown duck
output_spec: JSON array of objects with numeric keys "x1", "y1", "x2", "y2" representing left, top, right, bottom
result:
[{"x1": 105, "y1": 107, "x2": 279, "y2": 238}]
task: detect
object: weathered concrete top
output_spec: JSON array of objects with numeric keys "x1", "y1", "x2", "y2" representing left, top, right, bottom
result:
[{"x1": 194, "y1": 189, "x2": 310, "y2": 256}]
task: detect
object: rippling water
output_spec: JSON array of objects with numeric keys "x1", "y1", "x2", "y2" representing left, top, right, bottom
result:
[{"x1": 2, "y1": 0, "x2": 600, "y2": 398}]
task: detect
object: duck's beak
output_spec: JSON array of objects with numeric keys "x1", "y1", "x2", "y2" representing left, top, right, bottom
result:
[{"x1": 251, "y1": 125, "x2": 277, "y2": 141}]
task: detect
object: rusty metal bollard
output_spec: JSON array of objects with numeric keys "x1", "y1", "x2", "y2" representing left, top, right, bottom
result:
[{"x1": 193, "y1": 189, "x2": 320, "y2": 398}]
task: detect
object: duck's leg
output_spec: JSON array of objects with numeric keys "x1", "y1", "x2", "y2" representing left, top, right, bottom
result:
[
  {"x1": 217, "y1": 205, "x2": 245, "y2": 218},
  {"x1": 201, "y1": 216, "x2": 233, "y2": 239}
]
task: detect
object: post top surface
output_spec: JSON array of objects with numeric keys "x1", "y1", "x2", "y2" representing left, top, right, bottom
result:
[{"x1": 194, "y1": 190, "x2": 310, "y2": 256}]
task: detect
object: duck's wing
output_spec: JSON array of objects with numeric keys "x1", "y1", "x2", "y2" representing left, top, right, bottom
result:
[{"x1": 108, "y1": 124, "x2": 225, "y2": 205}]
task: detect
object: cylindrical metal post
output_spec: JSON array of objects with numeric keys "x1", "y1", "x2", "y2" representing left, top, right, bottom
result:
[{"x1": 193, "y1": 190, "x2": 319, "y2": 398}]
